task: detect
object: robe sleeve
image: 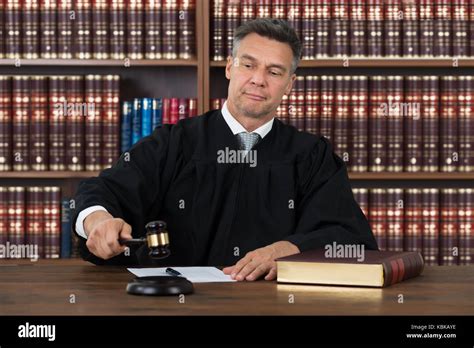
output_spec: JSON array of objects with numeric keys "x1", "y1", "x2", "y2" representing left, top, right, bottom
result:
[
  {"x1": 71, "y1": 125, "x2": 173, "y2": 265},
  {"x1": 283, "y1": 136, "x2": 379, "y2": 252}
]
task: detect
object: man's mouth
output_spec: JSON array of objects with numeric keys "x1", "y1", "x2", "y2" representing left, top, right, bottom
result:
[{"x1": 244, "y1": 92, "x2": 266, "y2": 101}]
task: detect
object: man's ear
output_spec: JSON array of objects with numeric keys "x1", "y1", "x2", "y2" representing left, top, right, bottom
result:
[
  {"x1": 225, "y1": 56, "x2": 233, "y2": 80},
  {"x1": 284, "y1": 73, "x2": 297, "y2": 95}
]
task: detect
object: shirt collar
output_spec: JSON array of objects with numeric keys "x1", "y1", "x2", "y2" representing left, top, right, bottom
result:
[{"x1": 221, "y1": 100, "x2": 274, "y2": 139}]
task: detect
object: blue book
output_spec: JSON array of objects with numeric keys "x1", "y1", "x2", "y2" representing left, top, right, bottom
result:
[
  {"x1": 141, "y1": 98, "x2": 153, "y2": 137},
  {"x1": 152, "y1": 98, "x2": 163, "y2": 130},
  {"x1": 121, "y1": 101, "x2": 132, "y2": 153},
  {"x1": 131, "y1": 98, "x2": 142, "y2": 145},
  {"x1": 60, "y1": 198, "x2": 71, "y2": 258}
]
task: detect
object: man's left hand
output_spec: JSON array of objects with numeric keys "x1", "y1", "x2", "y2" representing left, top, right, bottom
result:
[{"x1": 222, "y1": 241, "x2": 300, "y2": 281}]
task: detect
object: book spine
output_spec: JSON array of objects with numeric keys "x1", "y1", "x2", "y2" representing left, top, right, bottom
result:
[
  {"x1": 241, "y1": 0, "x2": 255, "y2": 24},
  {"x1": 131, "y1": 98, "x2": 141, "y2": 144},
  {"x1": 92, "y1": 0, "x2": 109, "y2": 59},
  {"x1": 421, "y1": 76, "x2": 439, "y2": 172},
  {"x1": 384, "y1": 0, "x2": 402, "y2": 57},
  {"x1": 422, "y1": 188, "x2": 439, "y2": 265},
  {"x1": 121, "y1": 101, "x2": 132, "y2": 152},
  {"x1": 151, "y1": 98, "x2": 162, "y2": 128},
  {"x1": 382, "y1": 251, "x2": 424, "y2": 287},
  {"x1": 0, "y1": 0, "x2": 4, "y2": 58},
  {"x1": 169, "y1": 97, "x2": 179, "y2": 124},
  {"x1": 74, "y1": 0, "x2": 92, "y2": 59},
  {"x1": 369, "y1": 188, "x2": 387, "y2": 250},
  {"x1": 349, "y1": 75, "x2": 368, "y2": 172},
  {"x1": 5, "y1": 0, "x2": 21, "y2": 59},
  {"x1": 452, "y1": 0, "x2": 469, "y2": 56},
  {"x1": 84, "y1": 75, "x2": 102, "y2": 171},
  {"x1": 178, "y1": 97, "x2": 188, "y2": 120},
  {"x1": 179, "y1": 0, "x2": 195, "y2": 59},
  {"x1": 295, "y1": 76, "x2": 305, "y2": 131},
  {"x1": 286, "y1": 0, "x2": 301, "y2": 43},
  {"x1": 319, "y1": 75, "x2": 334, "y2": 140},
  {"x1": 301, "y1": 0, "x2": 316, "y2": 60},
  {"x1": 366, "y1": 0, "x2": 384, "y2": 56},
  {"x1": 0, "y1": 187, "x2": 8, "y2": 246},
  {"x1": 333, "y1": 75, "x2": 350, "y2": 162},
  {"x1": 386, "y1": 76, "x2": 404, "y2": 172},
  {"x1": 23, "y1": 0, "x2": 40, "y2": 59},
  {"x1": 330, "y1": 0, "x2": 350, "y2": 57},
  {"x1": 110, "y1": 0, "x2": 126, "y2": 59},
  {"x1": 458, "y1": 76, "x2": 474, "y2": 172},
  {"x1": 304, "y1": 75, "x2": 319, "y2": 135},
  {"x1": 404, "y1": 189, "x2": 423, "y2": 253},
  {"x1": 162, "y1": 0, "x2": 177, "y2": 59},
  {"x1": 256, "y1": 0, "x2": 271, "y2": 18},
  {"x1": 402, "y1": 0, "x2": 419, "y2": 57},
  {"x1": 225, "y1": 0, "x2": 240, "y2": 57},
  {"x1": 145, "y1": 0, "x2": 162, "y2": 59},
  {"x1": 141, "y1": 97, "x2": 153, "y2": 137},
  {"x1": 8, "y1": 186, "x2": 25, "y2": 249},
  {"x1": 30, "y1": 76, "x2": 48, "y2": 171},
  {"x1": 188, "y1": 97, "x2": 197, "y2": 117},
  {"x1": 26, "y1": 186, "x2": 44, "y2": 258},
  {"x1": 0, "y1": 76, "x2": 12, "y2": 171},
  {"x1": 12, "y1": 76, "x2": 30, "y2": 171},
  {"x1": 368, "y1": 76, "x2": 386, "y2": 172},
  {"x1": 440, "y1": 188, "x2": 458, "y2": 265},
  {"x1": 404, "y1": 76, "x2": 423, "y2": 172},
  {"x1": 211, "y1": 0, "x2": 225, "y2": 61},
  {"x1": 440, "y1": 76, "x2": 458, "y2": 172},
  {"x1": 352, "y1": 187, "x2": 369, "y2": 218},
  {"x1": 57, "y1": 0, "x2": 73, "y2": 58},
  {"x1": 102, "y1": 75, "x2": 120, "y2": 168},
  {"x1": 60, "y1": 197, "x2": 71, "y2": 258},
  {"x1": 162, "y1": 98, "x2": 170, "y2": 124},
  {"x1": 458, "y1": 188, "x2": 473, "y2": 265},
  {"x1": 49, "y1": 76, "x2": 66, "y2": 171},
  {"x1": 44, "y1": 186, "x2": 61, "y2": 258},
  {"x1": 40, "y1": 0, "x2": 58, "y2": 58},
  {"x1": 66, "y1": 75, "x2": 85, "y2": 171},
  {"x1": 349, "y1": 0, "x2": 367, "y2": 57},
  {"x1": 434, "y1": 0, "x2": 452, "y2": 57},
  {"x1": 387, "y1": 188, "x2": 404, "y2": 252}
]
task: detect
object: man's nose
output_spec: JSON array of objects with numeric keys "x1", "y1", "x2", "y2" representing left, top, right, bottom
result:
[{"x1": 250, "y1": 68, "x2": 266, "y2": 87}]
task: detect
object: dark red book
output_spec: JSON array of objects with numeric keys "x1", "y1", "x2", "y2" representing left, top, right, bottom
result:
[
  {"x1": 57, "y1": 0, "x2": 73, "y2": 58},
  {"x1": 386, "y1": 188, "x2": 404, "y2": 252},
  {"x1": 349, "y1": 75, "x2": 368, "y2": 172},
  {"x1": 458, "y1": 76, "x2": 474, "y2": 172},
  {"x1": 440, "y1": 188, "x2": 458, "y2": 265},
  {"x1": 304, "y1": 75, "x2": 319, "y2": 135},
  {"x1": 169, "y1": 97, "x2": 179, "y2": 124},
  {"x1": 0, "y1": 76, "x2": 12, "y2": 171},
  {"x1": 319, "y1": 75, "x2": 334, "y2": 141},
  {"x1": 65, "y1": 76, "x2": 85, "y2": 171},
  {"x1": 211, "y1": 0, "x2": 225, "y2": 61},
  {"x1": 0, "y1": 0, "x2": 4, "y2": 58},
  {"x1": 240, "y1": 0, "x2": 256, "y2": 24},
  {"x1": 422, "y1": 188, "x2": 439, "y2": 266},
  {"x1": 225, "y1": 0, "x2": 240, "y2": 58},
  {"x1": 48, "y1": 76, "x2": 66, "y2": 171},
  {"x1": 92, "y1": 0, "x2": 109, "y2": 59},
  {"x1": 0, "y1": 187, "x2": 8, "y2": 246},
  {"x1": 22, "y1": 0, "x2": 40, "y2": 59},
  {"x1": 162, "y1": 97, "x2": 170, "y2": 124},
  {"x1": 74, "y1": 0, "x2": 92, "y2": 59},
  {"x1": 368, "y1": 76, "x2": 386, "y2": 172},
  {"x1": 314, "y1": 0, "x2": 330, "y2": 57},
  {"x1": 366, "y1": 0, "x2": 384, "y2": 57},
  {"x1": 145, "y1": 0, "x2": 162, "y2": 59},
  {"x1": 404, "y1": 189, "x2": 423, "y2": 253},
  {"x1": 101, "y1": 75, "x2": 120, "y2": 169},
  {"x1": 179, "y1": 0, "x2": 196, "y2": 59},
  {"x1": 349, "y1": 0, "x2": 367, "y2": 57},
  {"x1": 188, "y1": 98, "x2": 197, "y2": 117},
  {"x1": 330, "y1": 0, "x2": 349, "y2": 57},
  {"x1": 40, "y1": 0, "x2": 58, "y2": 58},
  {"x1": 452, "y1": 0, "x2": 469, "y2": 57},
  {"x1": 110, "y1": 0, "x2": 126, "y2": 59},
  {"x1": 12, "y1": 76, "x2": 30, "y2": 171},
  {"x1": 26, "y1": 186, "x2": 44, "y2": 258},
  {"x1": 5, "y1": 0, "x2": 21, "y2": 59},
  {"x1": 8, "y1": 186, "x2": 25, "y2": 248},
  {"x1": 386, "y1": 76, "x2": 404, "y2": 172},
  {"x1": 301, "y1": 0, "x2": 316, "y2": 60},
  {"x1": 162, "y1": 0, "x2": 178, "y2": 59},
  {"x1": 43, "y1": 186, "x2": 61, "y2": 258},
  {"x1": 84, "y1": 74, "x2": 102, "y2": 171},
  {"x1": 333, "y1": 75, "x2": 350, "y2": 162},
  {"x1": 440, "y1": 76, "x2": 458, "y2": 173},
  {"x1": 421, "y1": 76, "x2": 439, "y2": 172},
  {"x1": 30, "y1": 76, "x2": 48, "y2": 171},
  {"x1": 404, "y1": 76, "x2": 423, "y2": 172},
  {"x1": 402, "y1": 0, "x2": 419, "y2": 57},
  {"x1": 458, "y1": 188, "x2": 473, "y2": 265}
]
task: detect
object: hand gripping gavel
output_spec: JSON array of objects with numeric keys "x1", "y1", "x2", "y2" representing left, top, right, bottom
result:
[{"x1": 118, "y1": 220, "x2": 170, "y2": 259}]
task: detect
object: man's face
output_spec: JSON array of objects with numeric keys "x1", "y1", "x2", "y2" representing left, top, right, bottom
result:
[{"x1": 225, "y1": 33, "x2": 296, "y2": 120}]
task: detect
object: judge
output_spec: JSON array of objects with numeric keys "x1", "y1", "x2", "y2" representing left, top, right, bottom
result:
[{"x1": 73, "y1": 18, "x2": 378, "y2": 281}]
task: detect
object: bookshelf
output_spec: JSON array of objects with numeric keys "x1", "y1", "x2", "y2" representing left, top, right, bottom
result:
[{"x1": 0, "y1": 0, "x2": 472, "y2": 263}]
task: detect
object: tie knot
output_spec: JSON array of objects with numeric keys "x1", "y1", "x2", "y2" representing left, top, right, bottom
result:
[{"x1": 236, "y1": 132, "x2": 261, "y2": 151}]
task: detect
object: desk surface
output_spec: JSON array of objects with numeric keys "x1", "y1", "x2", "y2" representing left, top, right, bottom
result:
[{"x1": 0, "y1": 259, "x2": 472, "y2": 315}]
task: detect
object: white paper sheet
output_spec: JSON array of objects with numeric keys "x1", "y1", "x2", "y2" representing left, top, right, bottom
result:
[{"x1": 127, "y1": 267, "x2": 236, "y2": 283}]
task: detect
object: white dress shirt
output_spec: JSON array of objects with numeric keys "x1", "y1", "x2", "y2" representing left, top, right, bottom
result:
[{"x1": 75, "y1": 100, "x2": 275, "y2": 239}]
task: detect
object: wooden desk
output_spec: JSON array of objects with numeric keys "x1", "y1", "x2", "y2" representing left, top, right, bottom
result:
[{"x1": 0, "y1": 259, "x2": 472, "y2": 315}]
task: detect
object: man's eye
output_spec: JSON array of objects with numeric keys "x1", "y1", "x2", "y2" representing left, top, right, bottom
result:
[
  {"x1": 244, "y1": 64, "x2": 252, "y2": 68},
  {"x1": 270, "y1": 71, "x2": 281, "y2": 76}
]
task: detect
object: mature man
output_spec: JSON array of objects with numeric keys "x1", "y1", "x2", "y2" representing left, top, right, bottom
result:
[{"x1": 73, "y1": 18, "x2": 378, "y2": 281}]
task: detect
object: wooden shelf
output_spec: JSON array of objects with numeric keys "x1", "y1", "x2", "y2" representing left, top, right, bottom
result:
[
  {"x1": 210, "y1": 58, "x2": 474, "y2": 68},
  {"x1": 0, "y1": 171, "x2": 100, "y2": 179},
  {"x1": 0, "y1": 171, "x2": 472, "y2": 180},
  {"x1": 0, "y1": 59, "x2": 199, "y2": 67}
]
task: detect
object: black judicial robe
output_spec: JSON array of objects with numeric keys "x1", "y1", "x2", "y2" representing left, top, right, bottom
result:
[{"x1": 72, "y1": 109, "x2": 378, "y2": 266}]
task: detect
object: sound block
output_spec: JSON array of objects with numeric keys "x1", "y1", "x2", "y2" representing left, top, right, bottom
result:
[{"x1": 126, "y1": 276, "x2": 194, "y2": 296}]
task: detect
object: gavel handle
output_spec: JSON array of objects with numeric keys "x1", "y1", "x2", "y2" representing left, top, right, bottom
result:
[{"x1": 118, "y1": 238, "x2": 146, "y2": 246}]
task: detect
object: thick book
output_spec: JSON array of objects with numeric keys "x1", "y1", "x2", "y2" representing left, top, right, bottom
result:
[{"x1": 276, "y1": 249, "x2": 425, "y2": 288}]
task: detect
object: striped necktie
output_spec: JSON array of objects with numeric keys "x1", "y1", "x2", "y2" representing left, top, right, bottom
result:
[{"x1": 236, "y1": 132, "x2": 261, "y2": 151}]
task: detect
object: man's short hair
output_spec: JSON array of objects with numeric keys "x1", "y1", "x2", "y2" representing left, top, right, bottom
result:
[{"x1": 232, "y1": 18, "x2": 302, "y2": 74}]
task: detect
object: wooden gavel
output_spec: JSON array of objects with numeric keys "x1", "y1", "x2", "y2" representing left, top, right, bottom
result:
[{"x1": 119, "y1": 220, "x2": 170, "y2": 259}]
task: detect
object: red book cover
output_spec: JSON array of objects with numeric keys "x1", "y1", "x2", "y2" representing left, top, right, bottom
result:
[
  {"x1": 422, "y1": 188, "x2": 439, "y2": 265},
  {"x1": 110, "y1": 0, "x2": 126, "y2": 59},
  {"x1": 421, "y1": 76, "x2": 439, "y2": 172},
  {"x1": 26, "y1": 186, "x2": 44, "y2": 258},
  {"x1": 330, "y1": 0, "x2": 349, "y2": 57},
  {"x1": 162, "y1": 97, "x2": 170, "y2": 124},
  {"x1": 439, "y1": 76, "x2": 458, "y2": 172},
  {"x1": 366, "y1": 0, "x2": 384, "y2": 57},
  {"x1": 211, "y1": 0, "x2": 225, "y2": 61},
  {"x1": 276, "y1": 94, "x2": 289, "y2": 124},
  {"x1": 188, "y1": 98, "x2": 197, "y2": 117},
  {"x1": 333, "y1": 75, "x2": 350, "y2": 162},
  {"x1": 74, "y1": 0, "x2": 92, "y2": 59},
  {"x1": 127, "y1": 0, "x2": 144, "y2": 59},
  {"x1": 304, "y1": 75, "x2": 319, "y2": 135},
  {"x1": 256, "y1": 0, "x2": 271, "y2": 18},
  {"x1": 0, "y1": 187, "x2": 8, "y2": 246},
  {"x1": 301, "y1": 0, "x2": 316, "y2": 60},
  {"x1": 452, "y1": 0, "x2": 469, "y2": 57},
  {"x1": 12, "y1": 76, "x2": 30, "y2": 171},
  {"x1": 386, "y1": 76, "x2": 404, "y2": 172},
  {"x1": 404, "y1": 189, "x2": 423, "y2": 253},
  {"x1": 458, "y1": 76, "x2": 474, "y2": 172},
  {"x1": 30, "y1": 76, "x2": 48, "y2": 171},
  {"x1": 384, "y1": 0, "x2": 402, "y2": 57},
  {"x1": 404, "y1": 76, "x2": 423, "y2": 172},
  {"x1": 145, "y1": 0, "x2": 162, "y2": 59},
  {"x1": 314, "y1": 0, "x2": 330, "y2": 57},
  {"x1": 0, "y1": 76, "x2": 12, "y2": 171},
  {"x1": 43, "y1": 186, "x2": 61, "y2": 258},
  {"x1": 179, "y1": 0, "x2": 196, "y2": 59},
  {"x1": 92, "y1": 0, "x2": 109, "y2": 59},
  {"x1": 458, "y1": 188, "x2": 473, "y2": 265},
  {"x1": 102, "y1": 75, "x2": 120, "y2": 169},
  {"x1": 240, "y1": 0, "x2": 255, "y2": 24},
  {"x1": 169, "y1": 97, "x2": 179, "y2": 124},
  {"x1": 22, "y1": 0, "x2": 40, "y2": 59},
  {"x1": 5, "y1": 0, "x2": 21, "y2": 58},
  {"x1": 349, "y1": 75, "x2": 368, "y2": 172},
  {"x1": 40, "y1": 0, "x2": 58, "y2": 58},
  {"x1": 48, "y1": 76, "x2": 66, "y2": 171},
  {"x1": 8, "y1": 186, "x2": 25, "y2": 249},
  {"x1": 386, "y1": 188, "x2": 404, "y2": 252},
  {"x1": 352, "y1": 188, "x2": 369, "y2": 218},
  {"x1": 368, "y1": 76, "x2": 386, "y2": 172},
  {"x1": 286, "y1": 0, "x2": 301, "y2": 41},
  {"x1": 319, "y1": 75, "x2": 333, "y2": 141},
  {"x1": 440, "y1": 188, "x2": 458, "y2": 265},
  {"x1": 369, "y1": 188, "x2": 387, "y2": 250},
  {"x1": 0, "y1": 0, "x2": 4, "y2": 58},
  {"x1": 178, "y1": 98, "x2": 188, "y2": 120},
  {"x1": 225, "y1": 0, "x2": 241, "y2": 58},
  {"x1": 85, "y1": 75, "x2": 102, "y2": 171},
  {"x1": 350, "y1": 0, "x2": 367, "y2": 57},
  {"x1": 402, "y1": 0, "x2": 419, "y2": 57}
]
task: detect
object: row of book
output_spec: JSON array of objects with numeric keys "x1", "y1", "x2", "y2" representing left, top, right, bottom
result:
[
  {"x1": 352, "y1": 187, "x2": 473, "y2": 266},
  {"x1": 0, "y1": 186, "x2": 81, "y2": 259},
  {"x1": 0, "y1": 0, "x2": 195, "y2": 60},
  {"x1": 212, "y1": 74, "x2": 474, "y2": 173},
  {"x1": 121, "y1": 97, "x2": 198, "y2": 152},
  {"x1": 0, "y1": 74, "x2": 120, "y2": 171},
  {"x1": 212, "y1": 0, "x2": 474, "y2": 59}
]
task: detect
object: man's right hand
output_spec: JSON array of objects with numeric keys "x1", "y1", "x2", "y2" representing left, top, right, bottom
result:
[{"x1": 84, "y1": 211, "x2": 133, "y2": 260}]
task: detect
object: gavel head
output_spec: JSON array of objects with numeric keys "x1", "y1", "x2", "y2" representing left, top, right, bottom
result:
[{"x1": 145, "y1": 220, "x2": 171, "y2": 259}]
